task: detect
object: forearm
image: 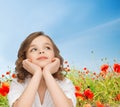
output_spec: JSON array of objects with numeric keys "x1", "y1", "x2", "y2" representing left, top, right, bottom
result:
[
  {"x1": 43, "y1": 72, "x2": 73, "y2": 107},
  {"x1": 13, "y1": 72, "x2": 42, "y2": 107}
]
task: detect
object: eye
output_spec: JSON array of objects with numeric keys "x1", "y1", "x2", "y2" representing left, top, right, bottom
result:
[
  {"x1": 30, "y1": 48, "x2": 38, "y2": 52},
  {"x1": 45, "y1": 46, "x2": 51, "y2": 50}
]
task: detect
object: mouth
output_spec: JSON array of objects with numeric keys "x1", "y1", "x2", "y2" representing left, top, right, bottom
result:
[{"x1": 37, "y1": 56, "x2": 48, "y2": 60}]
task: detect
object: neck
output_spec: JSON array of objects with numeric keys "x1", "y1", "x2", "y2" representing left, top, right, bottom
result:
[
  {"x1": 38, "y1": 77, "x2": 47, "y2": 104},
  {"x1": 39, "y1": 77, "x2": 46, "y2": 90}
]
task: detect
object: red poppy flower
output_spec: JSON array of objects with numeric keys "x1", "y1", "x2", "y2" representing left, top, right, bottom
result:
[
  {"x1": 86, "y1": 70, "x2": 89, "y2": 74},
  {"x1": 0, "y1": 82, "x2": 10, "y2": 96},
  {"x1": 64, "y1": 61, "x2": 68, "y2": 64},
  {"x1": 113, "y1": 63, "x2": 120, "y2": 73},
  {"x1": 12, "y1": 73, "x2": 16, "y2": 78},
  {"x1": 75, "y1": 86, "x2": 80, "y2": 91},
  {"x1": 83, "y1": 67, "x2": 87, "y2": 70},
  {"x1": 2, "y1": 74, "x2": 4, "y2": 77},
  {"x1": 93, "y1": 72, "x2": 96, "y2": 75},
  {"x1": 84, "y1": 104, "x2": 92, "y2": 107},
  {"x1": 84, "y1": 88, "x2": 94, "y2": 100},
  {"x1": 75, "y1": 92, "x2": 84, "y2": 100},
  {"x1": 100, "y1": 64, "x2": 109, "y2": 74},
  {"x1": 114, "y1": 94, "x2": 120, "y2": 101},
  {"x1": 96, "y1": 101, "x2": 104, "y2": 107},
  {"x1": 6, "y1": 71, "x2": 10, "y2": 75}
]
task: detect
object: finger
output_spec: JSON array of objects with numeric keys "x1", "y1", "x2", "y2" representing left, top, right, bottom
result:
[
  {"x1": 52, "y1": 57, "x2": 59, "y2": 63},
  {"x1": 54, "y1": 58, "x2": 60, "y2": 65},
  {"x1": 22, "y1": 60, "x2": 32, "y2": 71},
  {"x1": 27, "y1": 58, "x2": 32, "y2": 62},
  {"x1": 51, "y1": 58, "x2": 56, "y2": 62}
]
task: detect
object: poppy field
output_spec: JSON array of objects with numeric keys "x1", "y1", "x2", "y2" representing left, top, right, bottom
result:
[
  {"x1": 0, "y1": 61, "x2": 120, "y2": 107},
  {"x1": 64, "y1": 61, "x2": 120, "y2": 107}
]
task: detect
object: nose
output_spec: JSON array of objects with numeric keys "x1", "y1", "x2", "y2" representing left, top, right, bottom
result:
[{"x1": 39, "y1": 51, "x2": 44, "y2": 54}]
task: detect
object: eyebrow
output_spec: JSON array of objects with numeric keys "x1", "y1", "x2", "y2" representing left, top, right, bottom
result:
[
  {"x1": 44, "y1": 43, "x2": 52, "y2": 46},
  {"x1": 29, "y1": 43, "x2": 52, "y2": 48},
  {"x1": 29, "y1": 44, "x2": 36, "y2": 48}
]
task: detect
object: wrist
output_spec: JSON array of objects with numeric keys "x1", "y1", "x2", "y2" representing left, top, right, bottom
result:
[
  {"x1": 43, "y1": 70, "x2": 51, "y2": 77},
  {"x1": 34, "y1": 70, "x2": 42, "y2": 76}
]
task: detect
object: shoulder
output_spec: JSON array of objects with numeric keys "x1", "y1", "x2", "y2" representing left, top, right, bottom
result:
[
  {"x1": 8, "y1": 78, "x2": 31, "y2": 107},
  {"x1": 10, "y1": 77, "x2": 31, "y2": 88},
  {"x1": 57, "y1": 78, "x2": 73, "y2": 83}
]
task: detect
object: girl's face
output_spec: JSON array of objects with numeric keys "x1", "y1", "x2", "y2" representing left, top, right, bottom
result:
[{"x1": 26, "y1": 36, "x2": 55, "y2": 68}]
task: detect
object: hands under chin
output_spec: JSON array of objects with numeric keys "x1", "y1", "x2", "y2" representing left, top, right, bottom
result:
[
  {"x1": 22, "y1": 59, "x2": 42, "y2": 75},
  {"x1": 22, "y1": 58, "x2": 60, "y2": 76},
  {"x1": 43, "y1": 58, "x2": 60, "y2": 74}
]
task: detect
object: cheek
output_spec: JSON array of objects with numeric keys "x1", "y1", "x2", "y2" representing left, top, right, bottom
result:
[
  {"x1": 50, "y1": 52, "x2": 55, "y2": 58},
  {"x1": 26, "y1": 54, "x2": 34, "y2": 60},
  {"x1": 49, "y1": 55, "x2": 55, "y2": 61}
]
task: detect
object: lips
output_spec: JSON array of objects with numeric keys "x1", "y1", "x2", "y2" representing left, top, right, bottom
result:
[{"x1": 37, "y1": 56, "x2": 48, "y2": 60}]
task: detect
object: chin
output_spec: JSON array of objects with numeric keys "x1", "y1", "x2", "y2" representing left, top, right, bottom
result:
[
  {"x1": 38, "y1": 62, "x2": 50, "y2": 68},
  {"x1": 39, "y1": 64, "x2": 46, "y2": 68},
  {"x1": 34, "y1": 60, "x2": 51, "y2": 68}
]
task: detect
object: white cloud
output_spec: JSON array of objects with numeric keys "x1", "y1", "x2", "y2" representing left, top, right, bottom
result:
[
  {"x1": 60, "y1": 18, "x2": 120, "y2": 47},
  {"x1": 59, "y1": 18, "x2": 120, "y2": 73}
]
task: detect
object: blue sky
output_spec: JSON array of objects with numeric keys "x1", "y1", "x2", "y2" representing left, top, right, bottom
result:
[{"x1": 0, "y1": 0, "x2": 120, "y2": 75}]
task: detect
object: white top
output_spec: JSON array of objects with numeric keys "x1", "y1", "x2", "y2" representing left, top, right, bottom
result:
[{"x1": 8, "y1": 78, "x2": 76, "y2": 107}]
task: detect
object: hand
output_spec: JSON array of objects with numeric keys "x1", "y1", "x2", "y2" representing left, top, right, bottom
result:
[
  {"x1": 22, "y1": 59, "x2": 42, "y2": 75},
  {"x1": 43, "y1": 58, "x2": 60, "y2": 74}
]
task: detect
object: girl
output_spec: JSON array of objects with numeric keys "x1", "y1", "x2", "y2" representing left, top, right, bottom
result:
[{"x1": 8, "y1": 31, "x2": 76, "y2": 107}]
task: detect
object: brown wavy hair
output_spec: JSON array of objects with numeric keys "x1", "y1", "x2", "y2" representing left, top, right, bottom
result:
[{"x1": 15, "y1": 31, "x2": 64, "y2": 83}]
